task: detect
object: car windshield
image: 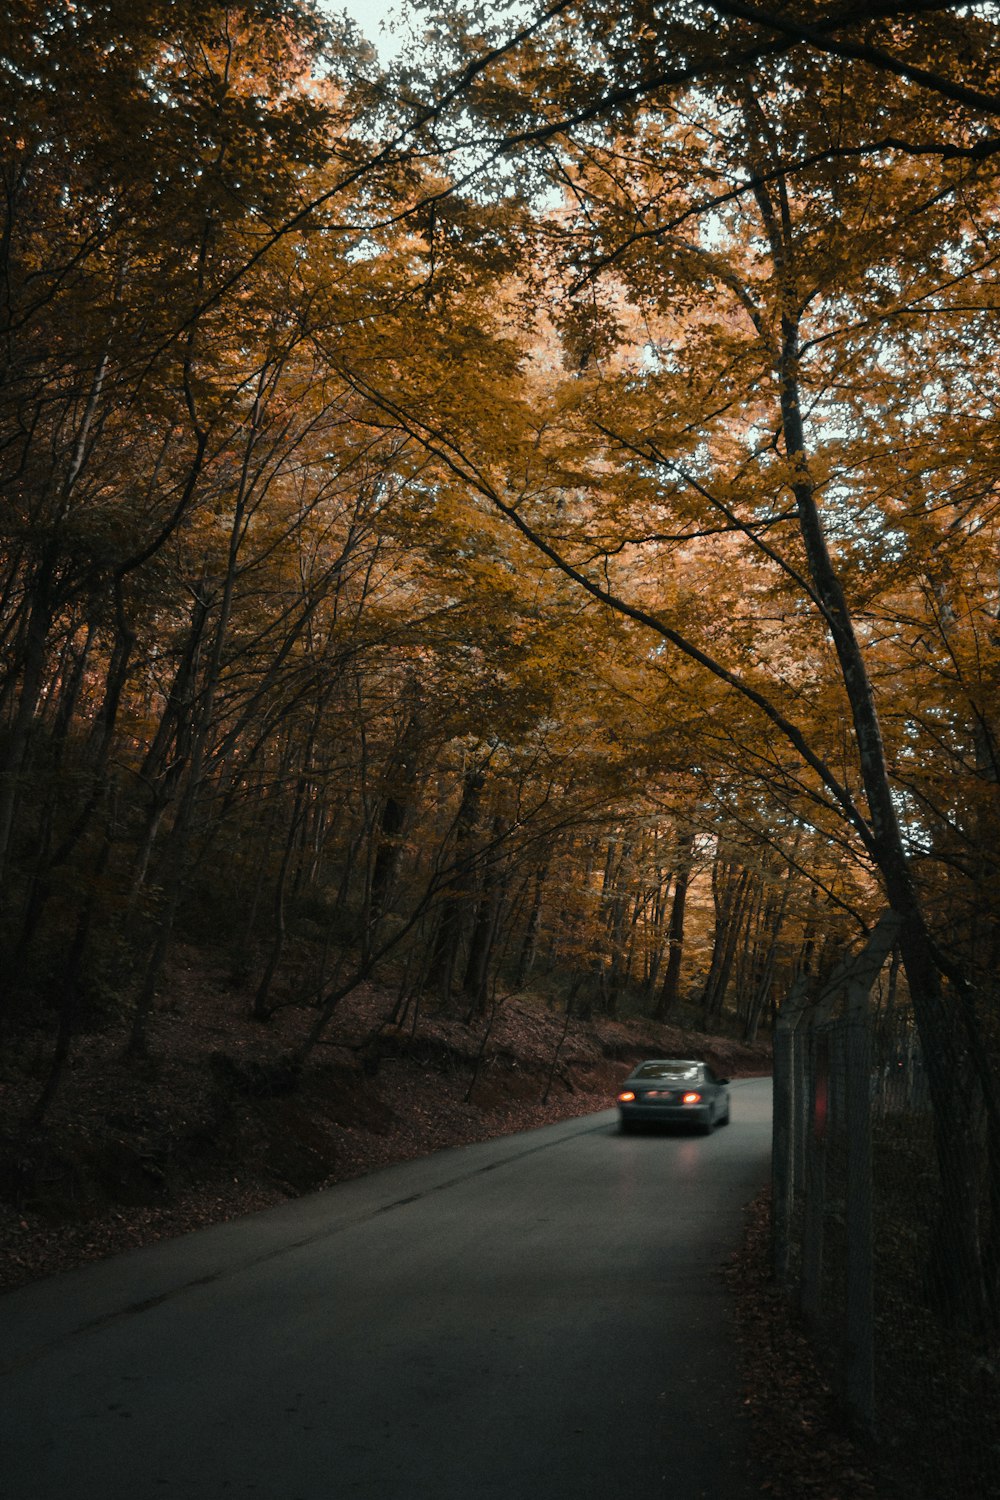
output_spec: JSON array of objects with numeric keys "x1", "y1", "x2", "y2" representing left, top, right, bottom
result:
[{"x1": 633, "y1": 1062, "x2": 703, "y2": 1081}]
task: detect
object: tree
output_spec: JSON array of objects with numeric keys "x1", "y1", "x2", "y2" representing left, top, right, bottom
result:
[{"x1": 346, "y1": 0, "x2": 1000, "y2": 1321}]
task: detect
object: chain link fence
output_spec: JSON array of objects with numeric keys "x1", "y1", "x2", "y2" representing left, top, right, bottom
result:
[{"x1": 772, "y1": 916, "x2": 1000, "y2": 1498}]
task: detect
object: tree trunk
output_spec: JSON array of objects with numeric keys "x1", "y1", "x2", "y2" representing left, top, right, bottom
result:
[
  {"x1": 700, "y1": 862, "x2": 751, "y2": 1028},
  {"x1": 462, "y1": 816, "x2": 506, "y2": 1016},
  {"x1": 514, "y1": 863, "x2": 546, "y2": 989},
  {"x1": 0, "y1": 553, "x2": 55, "y2": 898},
  {"x1": 776, "y1": 271, "x2": 991, "y2": 1326},
  {"x1": 427, "y1": 767, "x2": 484, "y2": 1004},
  {"x1": 733, "y1": 83, "x2": 998, "y2": 1320},
  {"x1": 655, "y1": 831, "x2": 694, "y2": 1022}
]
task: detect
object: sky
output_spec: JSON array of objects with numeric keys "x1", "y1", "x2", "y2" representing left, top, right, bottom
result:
[
  {"x1": 338, "y1": 0, "x2": 397, "y2": 24},
  {"x1": 325, "y1": 1, "x2": 539, "y2": 64},
  {"x1": 324, "y1": 0, "x2": 407, "y2": 55}
]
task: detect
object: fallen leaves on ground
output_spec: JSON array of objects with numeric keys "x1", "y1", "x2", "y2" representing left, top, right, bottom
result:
[{"x1": 726, "y1": 1191, "x2": 890, "y2": 1500}]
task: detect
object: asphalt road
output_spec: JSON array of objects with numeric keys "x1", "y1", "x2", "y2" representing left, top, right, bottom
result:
[{"x1": 2, "y1": 1077, "x2": 772, "y2": 1500}]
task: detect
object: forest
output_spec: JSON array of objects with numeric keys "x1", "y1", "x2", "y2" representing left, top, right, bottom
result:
[{"x1": 1, "y1": 0, "x2": 999, "y2": 1324}]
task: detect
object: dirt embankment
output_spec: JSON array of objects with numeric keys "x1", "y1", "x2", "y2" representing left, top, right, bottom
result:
[{"x1": 0, "y1": 951, "x2": 771, "y2": 1291}]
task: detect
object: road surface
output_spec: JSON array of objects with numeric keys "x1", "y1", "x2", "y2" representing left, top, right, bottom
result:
[{"x1": 2, "y1": 1077, "x2": 772, "y2": 1499}]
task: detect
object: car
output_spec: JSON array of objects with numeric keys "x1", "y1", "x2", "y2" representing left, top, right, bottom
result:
[{"x1": 617, "y1": 1058, "x2": 731, "y2": 1134}]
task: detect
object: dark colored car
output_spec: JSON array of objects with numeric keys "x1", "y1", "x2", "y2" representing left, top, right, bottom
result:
[{"x1": 617, "y1": 1059, "x2": 731, "y2": 1133}]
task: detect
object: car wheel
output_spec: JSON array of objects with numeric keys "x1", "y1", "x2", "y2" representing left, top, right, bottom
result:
[
  {"x1": 620, "y1": 1119, "x2": 636, "y2": 1134},
  {"x1": 718, "y1": 1102, "x2": 731, "y2": 1125}
]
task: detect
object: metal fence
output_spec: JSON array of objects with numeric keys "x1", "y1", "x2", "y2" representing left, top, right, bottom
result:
[{"x1": 772, "y1": 917, "x2": 1000, "y2": 1499}]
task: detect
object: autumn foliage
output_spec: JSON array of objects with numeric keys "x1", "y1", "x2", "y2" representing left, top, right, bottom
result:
[{"x1": 2, "y1": 0, "x2": 1000, "y2": 1315}]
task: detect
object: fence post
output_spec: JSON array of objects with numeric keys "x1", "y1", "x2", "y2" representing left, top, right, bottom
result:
[
  {"x1": 844, "y1": 979, "x2": 875, "y2": 1434},
  {"x1": 805, "y1": 914, "x2": 897, "y2": 1431},
  {"x1": 800, "y1": 1026, "x2": 827, "y2": 1327},
  {"x1": 773, "y1": 914, "x2": 898, "y2": 1418},
  {"x1": 773, "y1": 977, "x2": 808, "y2": 1284},
  {"x1": 773, "y1": 1024, "x2": 793, "y2": 1283}
]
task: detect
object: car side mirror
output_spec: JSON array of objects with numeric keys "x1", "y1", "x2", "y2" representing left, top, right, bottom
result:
[{"x1": 718, "y1": 1077, "x2": 730, "y2": 1085}]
